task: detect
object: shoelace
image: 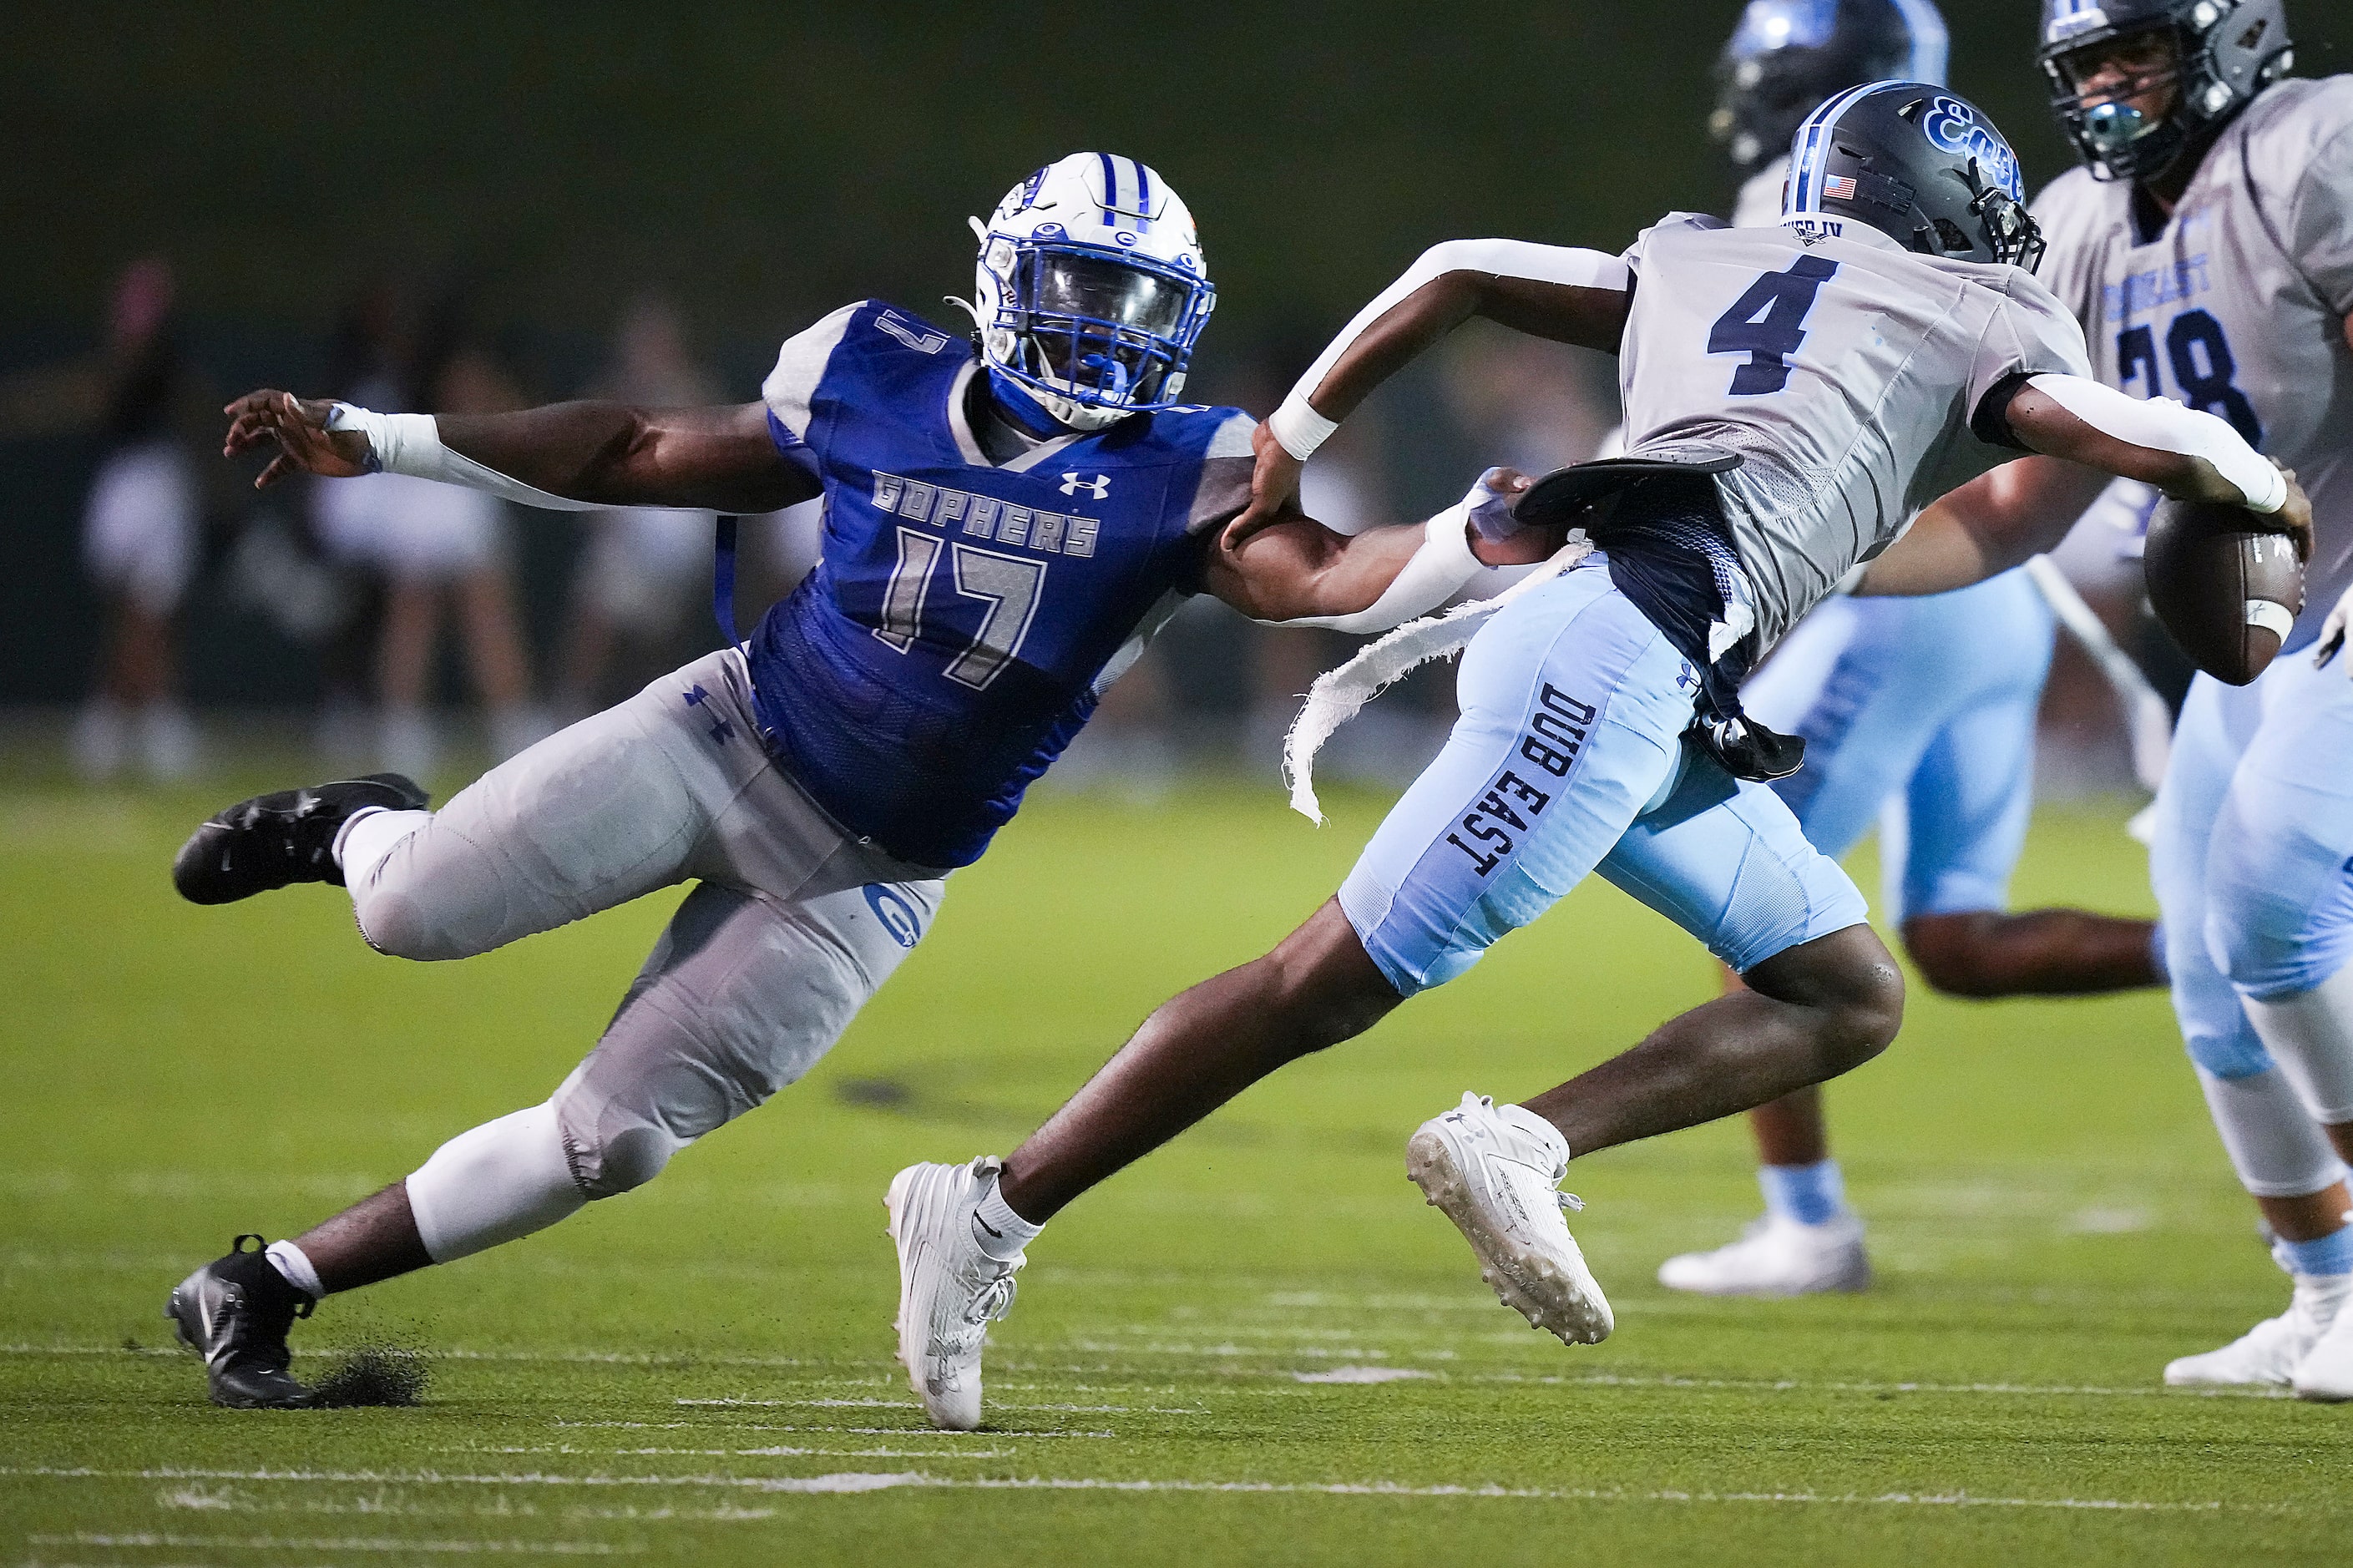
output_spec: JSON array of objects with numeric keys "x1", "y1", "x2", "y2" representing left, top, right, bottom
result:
[
  {"x1": 1557, "y1": 1191, "x2": 1585, "y2": 1214},
  {"x1": 964, "y1": 1270, "x2": 1019, "y2": 1327}
]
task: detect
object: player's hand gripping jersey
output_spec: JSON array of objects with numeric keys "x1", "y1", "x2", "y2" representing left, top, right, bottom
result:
[
  {"x1": 1617, "y1": 213, "x2": 2094, "y2": 651},
  {"x1": 751, "y1": 301, "x2": 1250, "y2": 867},
  {"x1": 2033, "y1": 76, "x2": 2353, "y2": 652}
]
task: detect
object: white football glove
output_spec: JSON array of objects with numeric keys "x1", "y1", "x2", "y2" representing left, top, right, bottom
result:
[{"x1": 2318, "y1": 580, "x2": 2353, "y2": 675}]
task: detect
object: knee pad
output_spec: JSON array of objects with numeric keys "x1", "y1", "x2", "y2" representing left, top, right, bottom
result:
[
  {"x1": 549, "y1": 994, "x2": 787, "y2": 1201},
  {"x1": 353, "y1": 890, "x2": 473, "y2": 963},
  {"x1": 2183, "y1": 1019, "x2": 2276, "y2": 1081}
]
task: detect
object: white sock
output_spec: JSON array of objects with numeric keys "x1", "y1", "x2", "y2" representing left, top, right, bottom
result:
[
  {"x1": 972, "y1": 1174, "x2": 1042, "y2": 1263},
  {"x1": 264, "y1": 1239, "x2": 324, "y2": 1299},
  {"x1": 404, "y1": 1102, "x2": 586, "y2": 1264},
  {"x1": 335, "y1": 807, "x2": 429, "y2": 884}
]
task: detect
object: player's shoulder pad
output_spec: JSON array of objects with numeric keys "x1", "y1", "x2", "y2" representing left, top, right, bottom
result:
[
  {"x1": 1622, "y1": 211, "x2": 1730, "y2": 273},
  {"x1": 2238, "y1": 76, "x2": 2353, "y2": 180},
  {"x1": 842, "y1": 300, "x2": 969, "y2": 360},
  {"x1": 764, "y1": 301, "x2": 868, "y2": 433},
  {"x1": 1100, "y1": 402, "x2": 1255, "y2": 468}
]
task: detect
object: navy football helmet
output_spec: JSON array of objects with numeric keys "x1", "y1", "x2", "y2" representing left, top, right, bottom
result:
[
  {"x1": 2038, "y1": 0, "x2": 2295, "y2": 183},
  {"x1": 1782, "y1": 82, "x2": 2047, "y2": 271},
  {"x1": 1713, "y1": 0, "x2": 1951, "y2": 175}
]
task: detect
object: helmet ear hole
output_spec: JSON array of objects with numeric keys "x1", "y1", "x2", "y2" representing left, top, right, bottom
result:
[{"x1": 1931, "y1": 217, "x2": 1972, "y2": 251}]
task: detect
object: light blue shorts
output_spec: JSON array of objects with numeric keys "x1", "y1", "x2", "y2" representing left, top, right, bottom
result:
[
  {"x1": 1742, "y1": 569, "x2": 2056, "y2": 923},
  {"x1": 1339, "y1": 563, "x2": 1870, "y2": 997}
]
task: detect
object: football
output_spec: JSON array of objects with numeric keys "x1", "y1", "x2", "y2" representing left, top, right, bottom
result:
[{"x1": 2141, "y1": 497, "x2": 2305, "y2": 686}]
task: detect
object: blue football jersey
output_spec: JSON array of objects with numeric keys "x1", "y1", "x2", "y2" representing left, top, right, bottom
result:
[{"x1": 746, "y1": 300, "x2": 1253, "y2": 868}]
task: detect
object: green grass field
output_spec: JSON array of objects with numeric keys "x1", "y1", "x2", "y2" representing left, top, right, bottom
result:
[{"x1": 3, "y1": 766, "x2": 2347, "y2": 1566}]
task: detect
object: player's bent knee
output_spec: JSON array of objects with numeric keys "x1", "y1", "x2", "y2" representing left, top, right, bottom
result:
[
  {"x1": 353, "y1": 890, "x2": 476, "y2": 963},
  {"x1": 2183, "y1": 1024, "x2": 2275, "y2": 1081},
  {"x1": 1744, "y1": 923, "x2": 1905, "y2": 1073},
  {"x1": 579, "y1": 1124, "x2": 682, "y2": 1198}
]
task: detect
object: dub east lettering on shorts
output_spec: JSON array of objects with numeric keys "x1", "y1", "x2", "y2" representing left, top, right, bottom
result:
[{"x1": 1447, "y1": 683, "x2": 1597, "y2": 877}]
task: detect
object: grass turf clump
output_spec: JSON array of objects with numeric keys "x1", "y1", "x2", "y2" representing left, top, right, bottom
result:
[{"x1": 311, "y1": 1343, "x2": 430, "y2": 1408}]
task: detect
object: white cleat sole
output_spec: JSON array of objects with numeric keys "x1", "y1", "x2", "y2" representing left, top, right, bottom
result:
[
  {"x1": 884, "y1": 1163, "x2": 983, "y2": 1432},
  {"x1": 1406, "y1": 1125, "x2": 1612, "y2": 1345}
]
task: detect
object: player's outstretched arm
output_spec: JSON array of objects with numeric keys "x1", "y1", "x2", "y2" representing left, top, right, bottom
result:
[
  {"x1": 1238, "y1": 240, "x2": 1633, "y2": 528},
  {"x1": 1202, "y1": 468, "x2": 1562, "y2": 628},
  {"x1": 223, "y1": 392, "x2": 816, "y2": 514},
  {"x1": 1860, "y1": 375, "x2": 2312, "y2": 597}
]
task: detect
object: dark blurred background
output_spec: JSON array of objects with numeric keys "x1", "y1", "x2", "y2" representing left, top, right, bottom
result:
[{"x1": 4, "y1": 1, "x2": 2344, "y2": 783}]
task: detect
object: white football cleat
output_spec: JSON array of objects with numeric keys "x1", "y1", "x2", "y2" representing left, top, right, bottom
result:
[
  {"x1": 1406, "y1": 1091, "x2": 1612, "y2": 1345},
  {"x1": 1656, "y1": 1212, "x2": 1871, "y2": 1297},
  {"x1": 2291, "y1": 1282, "x2": 2353, "y2": 1403},
  {"x1": 2164, "y1": 1278, "x2": 2345, "y2": 1388},
  {"x1": 886, "y1": 1157, "x2": 1023, "y2": 1431}
]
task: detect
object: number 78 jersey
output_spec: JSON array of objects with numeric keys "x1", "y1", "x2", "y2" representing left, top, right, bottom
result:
[
  {"x1": 2032, "y1": 77, "x2": 2353, "y2": 655},
  {"x1": 1616, "y1": 213, "x2": 2091, "y2": 651}
]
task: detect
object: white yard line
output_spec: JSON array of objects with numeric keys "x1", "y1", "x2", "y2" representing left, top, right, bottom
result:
[
  {"x1": 28, "y1": 1532, "x2": 634, "y2": 1555},
  {"x1": 3, "y1": 1468, "x2": 2325, "y2": 1515}
]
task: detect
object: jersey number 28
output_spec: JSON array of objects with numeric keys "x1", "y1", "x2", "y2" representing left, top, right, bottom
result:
[
  {"x1": 1708, "y1": 257, "x2": 1840, "y2": 396},
  {"x1": 873, "y1": 528, "x2": 1045, "y2": 690},
  {"x1": 2116, "y1": 310, "x2": 2263, "y2": 447}
]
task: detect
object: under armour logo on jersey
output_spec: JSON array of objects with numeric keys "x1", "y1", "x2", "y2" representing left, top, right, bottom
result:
[
  {"x1": 874, "y1": 310, "x2": 949, "y2": 355},
  {"x1": 1060, "y1": 472, "x2": 1111, "y2": 499}
]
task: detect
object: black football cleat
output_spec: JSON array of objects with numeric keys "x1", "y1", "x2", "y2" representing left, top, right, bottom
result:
[
  {"x1": 172, "y1": 773, "x2": 428, "y2": 905},
  {"x1": 166, "y1": 1235, "x2": 320, "y2": 1409}
]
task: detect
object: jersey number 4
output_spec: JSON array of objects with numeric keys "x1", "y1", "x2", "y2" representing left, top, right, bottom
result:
[
  {"x1": 2116, "y1": 310, "x2": 2263, "y2": 447},
  {"x1": 1708, "y1": 256, "x2": 1840, "y2": 396},
  {"x1": 873, "y1": 527, "x2": 1045, "y2": 690}
]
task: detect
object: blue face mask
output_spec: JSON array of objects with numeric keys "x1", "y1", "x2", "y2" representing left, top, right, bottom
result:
[{"x1": 2082, "y1": 98, "x2": 2156, "y2": 154}]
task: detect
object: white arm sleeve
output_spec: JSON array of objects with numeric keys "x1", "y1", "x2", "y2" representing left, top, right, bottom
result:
[
  {"x1": 325, "y1": 404, "x2": 603, "y2": 512},
  {"x1": 1267, "y1": 239, "x2": 1633, "y2": 460},
  {"x1": 1263, "y1": 503, "x2": 1487, "y2": 634},
  {"x1": 2024, "y1": 374, "x2": 2286, "y2": 513}
]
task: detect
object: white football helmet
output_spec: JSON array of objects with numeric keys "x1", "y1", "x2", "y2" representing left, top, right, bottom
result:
[{"x1": 964, "y1": 152, "x2": 1216, "y2": 432}]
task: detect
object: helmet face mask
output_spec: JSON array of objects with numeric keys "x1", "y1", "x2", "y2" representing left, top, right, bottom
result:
[
  {"x1": 969, "y1": 153, "x2": 1215, "y2": 432},
  {"x1": 2036, "y1": 0, "x2": 2295, "y2": 184},
  {"x1": 1783, "y1": 82, "x2": 2048, "y2": 271}
]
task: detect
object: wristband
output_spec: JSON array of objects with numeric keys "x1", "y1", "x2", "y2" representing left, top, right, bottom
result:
[{"x1": 1268, "y1": 391, "x2": 1339, "y2": 462}]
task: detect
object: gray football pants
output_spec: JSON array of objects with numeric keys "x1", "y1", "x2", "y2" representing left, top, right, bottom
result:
[{"x1": 347, "y1": 648, "x2": 947, "y2": 1206}]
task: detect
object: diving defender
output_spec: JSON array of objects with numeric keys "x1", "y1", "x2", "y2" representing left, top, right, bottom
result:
[{"x1": 162, "y1": 153, "x2": 1560, "y2": 1408}]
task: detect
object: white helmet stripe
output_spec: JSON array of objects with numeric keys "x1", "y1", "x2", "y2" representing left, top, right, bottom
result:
[{"x1": 1787, "y1": 80, "x2": 1890, "y2": 215}]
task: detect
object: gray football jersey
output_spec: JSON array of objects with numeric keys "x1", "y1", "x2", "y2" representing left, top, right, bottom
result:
[
  {"x1": 1618, "y1": 215, "x2": 2092, "y2": 648},
  {"x1": 2034, "y1": 77, "x2": 2353, "y2": 653}
]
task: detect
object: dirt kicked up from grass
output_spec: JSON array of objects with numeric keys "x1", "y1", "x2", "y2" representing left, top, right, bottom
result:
[{"x1": 2, "y1": 776, "x2": 2346, "y2": 1565}]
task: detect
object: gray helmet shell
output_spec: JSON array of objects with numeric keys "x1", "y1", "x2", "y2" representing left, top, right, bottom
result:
[{"x1": 1783, "y1": 82, "x2": 2047, "y2": 271}]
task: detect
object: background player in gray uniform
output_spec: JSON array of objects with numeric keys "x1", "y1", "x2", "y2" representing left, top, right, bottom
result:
[
  {"x1": 1663, "y1": 0, "x2": 2170, "y2": 1301},
  {"x1": 886, "y1": 84, "x2": 2309, "y2": 1430},
  {"x1": 2001, "y1": 0, "x2": 2353, "y2": 1399}
]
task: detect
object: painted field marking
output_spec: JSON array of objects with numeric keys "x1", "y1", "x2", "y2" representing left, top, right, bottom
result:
[
  {"x1": 671, "y1": 1397, "x2": 1203, "y2": 1415},
  {"x1": 3, "y1": 1467, "x2": 2330, "y2": 1515},
  {"x1": 29, "y1": 1532, "x2": 634, "y2": 1555}
]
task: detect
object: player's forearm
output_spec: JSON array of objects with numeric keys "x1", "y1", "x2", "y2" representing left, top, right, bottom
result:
[
  {"x1": 1853, "y1": 502, "x2": 1998, "y2": 596},
  {"x1": 336, "y1": 399, "x2": 807, "y2": 514},
  {"x1": 2011, "y1": 375, "x2": 2285, "y2": 512},
  {"x1": 435, "y1": 402, "x2": 657, "y2": 505},
  {"x1": 1268, "y1": 240, "x2": 1632, "y2": 460}
]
